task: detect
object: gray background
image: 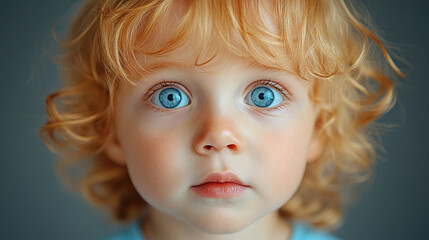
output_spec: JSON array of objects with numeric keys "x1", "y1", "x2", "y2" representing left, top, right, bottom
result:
[{"x1": 1, "y1": 0, "x2": 428, "y2": 239}]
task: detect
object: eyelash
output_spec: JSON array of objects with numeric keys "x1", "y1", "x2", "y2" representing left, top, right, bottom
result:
[
  {"x1": 144, "y1": 79, "x2": 185, "y2": 101},
  {"x1": 249, "y1": 78, "x2": 292, "y2": 114},
  {"x1": 144, "y1": 78, "x2": 292, "y2": 113},
  {"x1": 252, "y1": 78, "x2": 292, "y2": 99}
]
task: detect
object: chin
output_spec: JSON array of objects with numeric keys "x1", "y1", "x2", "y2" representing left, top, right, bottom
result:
[
  {"x1": 192, "y1": 220, "x2": 249, "y2": 235},
  {"x1": 185, "y1": 208, "x2": 255, "y2": 234}
]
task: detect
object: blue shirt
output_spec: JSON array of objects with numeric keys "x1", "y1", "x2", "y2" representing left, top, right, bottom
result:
[{"x1": 103, "y1": 221, "x2": 340, "y2": 240}]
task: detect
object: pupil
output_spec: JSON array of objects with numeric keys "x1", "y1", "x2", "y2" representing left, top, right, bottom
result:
[
  {"x1": 159, "y1": 88, "x2": 182, "y2": 108},
  {"x1": 250, "y1": 86, "x2": 274, "y2": 108}
]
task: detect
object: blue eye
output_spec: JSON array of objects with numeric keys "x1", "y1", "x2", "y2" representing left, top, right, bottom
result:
[
  {"x1": 151, "y1": 87, "x2": 190, "y2": 109},
  {"x1": 245, "y1": 86, "x2": 284, "y2": 108}
]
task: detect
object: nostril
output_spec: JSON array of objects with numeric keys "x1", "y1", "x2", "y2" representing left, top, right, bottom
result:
[
  {"x1": 204, "y1": 145, "x2": 213, "y2": 151},
  {"x1": 227, "y1": 144, "x2": 237, "y2": 151},
  {"x1": 202, "y1": 144, "x2": 238, "y2": 152}
]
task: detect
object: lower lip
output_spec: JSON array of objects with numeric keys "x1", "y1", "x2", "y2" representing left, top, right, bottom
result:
[{"x1": 190, "y1": 183, "x2": 249, "y2": 199}]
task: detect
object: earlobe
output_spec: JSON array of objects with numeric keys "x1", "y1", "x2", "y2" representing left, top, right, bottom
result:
[
  {"x1": 307, "y1": 113, "x2": 324, "y2": 163},
  {"x1": 307, "y1": 133, "x2": 323, "y2": 163},
  {"x1": 307, "y1": 110, "x2": 324, "y2": 163},
  {"x1": 105, "y1": 136, "x2": 126, "y2": 165}
]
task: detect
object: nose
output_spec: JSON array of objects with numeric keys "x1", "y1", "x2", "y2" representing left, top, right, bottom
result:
[{"x1": 193, "y1": 114, "x2": 242, "y2": 155}]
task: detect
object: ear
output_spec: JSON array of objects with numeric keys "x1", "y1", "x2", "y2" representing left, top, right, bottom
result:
[
  {"x1": 307, "y1": 132, "x2": 323, "y2": 163},
  {"x1": 105, "y1": 135, "x2": 126, "y2": 165},
  {"x1": 307, "y1": 114, "x2": 324, "y2": 163}
]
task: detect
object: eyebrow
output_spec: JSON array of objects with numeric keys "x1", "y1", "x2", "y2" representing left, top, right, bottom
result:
[
  {"x1": 142, "y1": 61, "x2": 189, "y2": 73},
  {"x1": 138, "y1": 59, "x2": 303, "y2": 89},
  {"x1": 245, "y1": 61, "x2": 280, "y2": 71},
  {"x1": 141, "y1": 59, "x2": 282, "y2": 74}
]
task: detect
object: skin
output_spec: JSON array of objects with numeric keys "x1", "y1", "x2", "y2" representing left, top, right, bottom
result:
[
  {"x1": 106, "y1": 47, "x2": 321, "y2": 240},
  {"x1": 105, "y1": 2, "x2": 321, "y2": 240}
]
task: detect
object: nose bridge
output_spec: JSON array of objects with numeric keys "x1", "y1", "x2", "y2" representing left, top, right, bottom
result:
[{"x1": 193, "y1": 102, "x2": 242, "y2": 155}]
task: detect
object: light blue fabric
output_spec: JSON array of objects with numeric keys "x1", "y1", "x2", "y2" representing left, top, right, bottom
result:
[
  {"x1": 103, "y1": 221, "x2": 144, "y2": 240},
  {"x1": 103, "y1": 221, "x2": 340, "y2": 240},
  {"x1": 290, "y1": 222, "x2": 341, "y2": 240}
]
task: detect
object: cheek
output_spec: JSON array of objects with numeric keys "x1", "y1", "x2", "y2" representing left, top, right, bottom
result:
[
  {"x1": 258, "y1": 134, "x2": 307, "y2": 194},
  {"x1": 119, "y1": 124, "x2": 188, "y2": 204},
  {"x1": 252, "y1": 115, "x2": 315, "y2": 202}
]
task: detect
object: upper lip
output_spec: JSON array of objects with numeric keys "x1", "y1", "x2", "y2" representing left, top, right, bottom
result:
[{"x1": 193, "y1": 172, "x2": 249, "y2": 187}]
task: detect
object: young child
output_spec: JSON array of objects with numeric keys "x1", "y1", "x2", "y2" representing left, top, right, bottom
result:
[{"x1": 41, "y1": 0, "x2": 404, "y2": 239}]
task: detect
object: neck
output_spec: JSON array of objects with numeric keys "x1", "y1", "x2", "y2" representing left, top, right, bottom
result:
[{"x1": 141, "y1": 207, "x2": 292, "y2": 240}]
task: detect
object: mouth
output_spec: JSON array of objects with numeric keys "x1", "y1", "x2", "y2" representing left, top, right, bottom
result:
[{"x1": 190, "y1": 172, "x2": 250, "y2": 199}]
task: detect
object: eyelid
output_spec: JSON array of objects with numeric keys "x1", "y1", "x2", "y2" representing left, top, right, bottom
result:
[
  {"x1": 144, "y1": 80, "x2": 191, "y2": 101},
  {"x1": 250, "y1": 79, "x2": 292, "y2": 100}
]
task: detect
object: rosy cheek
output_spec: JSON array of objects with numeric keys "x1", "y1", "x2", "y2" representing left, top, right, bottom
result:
[
  {"x1": 263, "y1": 137, "x2": 305, "y2": 189},
  {"x1": 121, "y1": 126, "x2": 187, "y2": 203},
  {"x1": 252, "y1": 118, "x2": 312, "y2": 200}
]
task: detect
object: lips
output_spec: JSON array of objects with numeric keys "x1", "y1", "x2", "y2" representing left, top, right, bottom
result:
[{"x1": 190, "y1": 172, "x2": 250, "y2": 199}]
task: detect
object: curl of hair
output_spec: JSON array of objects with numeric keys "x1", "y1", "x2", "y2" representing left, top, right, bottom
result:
[{"x1": 40, "y1": 0, "x2": 403, "y2": 228}]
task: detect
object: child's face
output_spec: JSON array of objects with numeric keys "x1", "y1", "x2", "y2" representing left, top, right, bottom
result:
[
  {"x1": 106, "y1": 4, "x2": 321, "y2": 234},
  {"x1": 107, "y1": 46, "x2": 321, "y2": 233}
]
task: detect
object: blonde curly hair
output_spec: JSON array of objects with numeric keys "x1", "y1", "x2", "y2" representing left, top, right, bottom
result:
[{"x1": 40, "y1": 0, "x2": 403, "y2": 229}]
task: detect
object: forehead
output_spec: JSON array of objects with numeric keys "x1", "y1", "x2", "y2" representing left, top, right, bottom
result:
[
  {"x1": 135, "y1": 48, "x2": 290, "y2": 78},
  {"x1": 142, "y1": 0, "x2": 278, "y2": 43},
  {"x1": 135, "y1": 0, "x2": 284, "y2": 73}
]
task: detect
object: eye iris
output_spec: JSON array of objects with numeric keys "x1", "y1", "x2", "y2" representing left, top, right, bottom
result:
[
  {"x1": 251, "y1": 86, "x2": 274, "y2": 107},
  {"x1": 159, "y1": 88, "x2": 182, "y2": 108}
]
